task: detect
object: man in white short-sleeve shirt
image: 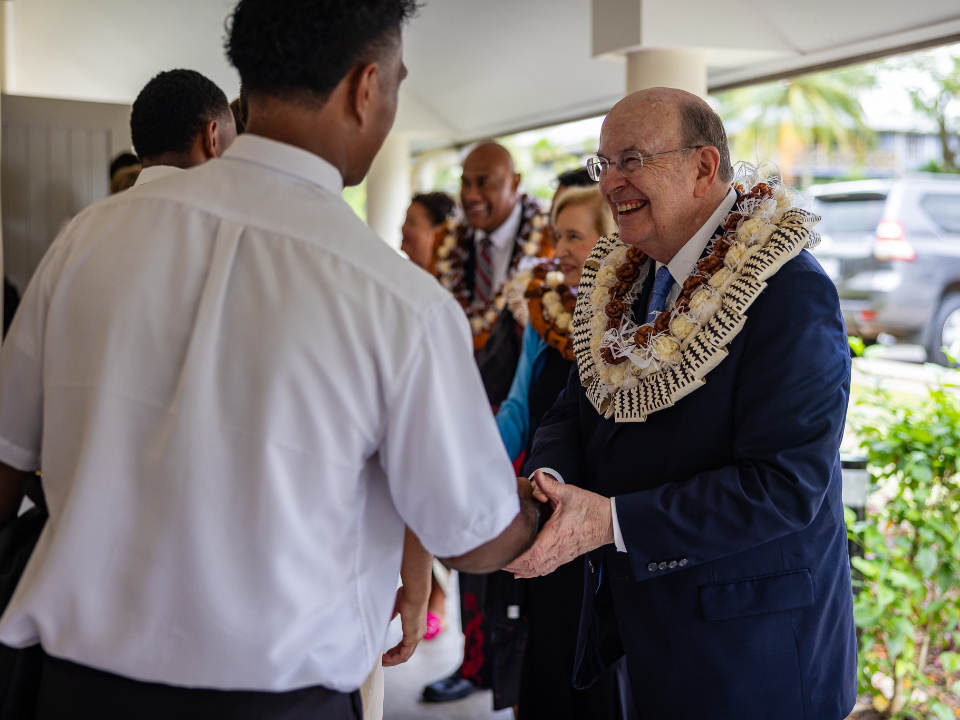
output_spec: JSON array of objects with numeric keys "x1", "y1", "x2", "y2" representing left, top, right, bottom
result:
[{"x1": 0, "y1": 1, "x2": 537, "y2": 717}]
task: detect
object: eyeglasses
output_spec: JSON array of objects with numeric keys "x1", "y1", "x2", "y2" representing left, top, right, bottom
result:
[{"x1": 585, "y1": 146, "x2": 703, "y2": 181}]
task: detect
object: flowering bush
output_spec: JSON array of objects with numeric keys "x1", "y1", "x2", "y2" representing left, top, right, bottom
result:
[{"x1": 847, "y1": 378, "x2": 960, "y2": 719}]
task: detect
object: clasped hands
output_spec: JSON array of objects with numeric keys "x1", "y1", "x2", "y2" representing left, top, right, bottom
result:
[{"x1": 506, "y1": 470, "x2": 615, "y2": 578}]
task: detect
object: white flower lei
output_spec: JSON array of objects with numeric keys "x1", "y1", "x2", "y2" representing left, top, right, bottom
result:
[
  {"x1": 433, "y1": 196, "x2": 547, "y2": 338},
  {"x1": 573, "y1": 164, "x2": 822, "y2": 422}
]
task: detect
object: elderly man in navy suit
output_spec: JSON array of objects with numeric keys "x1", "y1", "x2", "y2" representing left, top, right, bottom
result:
[{"x1": 506, "y1": 87, "x2": 857, "y2": 720}]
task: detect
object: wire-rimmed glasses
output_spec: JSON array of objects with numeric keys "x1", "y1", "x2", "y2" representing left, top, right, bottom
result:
[{"x1": 585, "y1": 146, "x2": 703, "y2": 181}]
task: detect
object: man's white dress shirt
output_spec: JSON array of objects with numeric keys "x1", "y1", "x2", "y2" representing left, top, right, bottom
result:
[
  {"x1": 541, "y1": 187, "x2": 737, "y2": 553},
  {"x1": 0, "y1": 134, "x2": 520, "y2": 692},
  {"x1": 133, "y1": 164, "x2": 183, "y2": 186},
  {"x1": 472, "y1": 199, "x2": 522, "y2": 292}
]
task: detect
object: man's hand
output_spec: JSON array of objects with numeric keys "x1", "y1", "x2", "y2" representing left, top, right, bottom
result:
[
  {"x1": 504, "y1": 470, "x2": 614, "y2": 578},
  {"x1": 439, "y1": 477, "x2": 540, "y2": 574},
  {"x1": 383, "y1": 527, "x2": 433, "y2": 666},
  {"x1": 382, "y1": 584, "x2": 429, "y2": 666}
]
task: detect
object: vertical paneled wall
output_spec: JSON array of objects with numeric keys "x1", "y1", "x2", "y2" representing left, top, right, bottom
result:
[{"x1": 1, "y1": 94, "x2": 131, "y2": 294}]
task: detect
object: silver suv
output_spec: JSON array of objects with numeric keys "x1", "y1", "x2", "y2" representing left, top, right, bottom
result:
[{"x1": 805, "y1": 177, "x2": 960, "y2": 365}]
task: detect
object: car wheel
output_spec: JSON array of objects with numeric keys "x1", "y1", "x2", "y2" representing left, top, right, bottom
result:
[{"x1": 928, "y1": 294, "x2": 960, "y2": 367}]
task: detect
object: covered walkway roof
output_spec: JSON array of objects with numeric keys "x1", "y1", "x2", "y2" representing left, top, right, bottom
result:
[{"x1": 5, "y1": 0, "x2": 960, "y2": 150}]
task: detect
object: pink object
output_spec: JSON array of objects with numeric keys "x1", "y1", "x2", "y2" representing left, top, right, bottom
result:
[{"x1": 424, "y1": 612, "x2": 444, "y2": 640}]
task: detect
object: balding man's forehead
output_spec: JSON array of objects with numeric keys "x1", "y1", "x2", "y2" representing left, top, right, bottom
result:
[
  {"x1": 599, "y1": 106, "x2": 679, "y2": 155},
  {"x1": 464, "y1": 143, "x2": 515, "y2": 174}
]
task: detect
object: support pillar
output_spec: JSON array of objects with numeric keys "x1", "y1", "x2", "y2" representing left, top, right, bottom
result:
[
  {"x1": 625, "y1": 48, "x2": 706, "y2": 99},
  {"x1": 365, "y1": 132, "x2": 410, "y2": 250}
]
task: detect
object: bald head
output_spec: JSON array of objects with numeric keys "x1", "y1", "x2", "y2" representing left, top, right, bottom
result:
[
  {"x1": 597, "y1": 87, "x2": 733, "y2": 263},
  {"x1": 461, "y1": 142, "x2": 521, "y2": 233},
  {"x1": 604, "y1": 88, "x2": 732, "y2": 182},
  {"x1": 465, "y1": 142, "x2": 516, "y2": 174}
]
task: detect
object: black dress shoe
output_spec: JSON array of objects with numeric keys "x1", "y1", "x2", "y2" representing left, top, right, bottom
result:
[{"x1": 421, "y1": 670, "x2": 476, "y2": 702}]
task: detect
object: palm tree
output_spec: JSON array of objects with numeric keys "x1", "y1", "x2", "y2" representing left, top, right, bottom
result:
[
  {"x1": 714, "y1": 67, "x2": 876, "y2": 186},
  {"x1": 897, "y1": 51, "x2": 960, "y2": 172}
]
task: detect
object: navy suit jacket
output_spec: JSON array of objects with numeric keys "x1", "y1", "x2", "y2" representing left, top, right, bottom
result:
[{"x1": 525, "y1": 249, "x2": 857, "y2": 720}]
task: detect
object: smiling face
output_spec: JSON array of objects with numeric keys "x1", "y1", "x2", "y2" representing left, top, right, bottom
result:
[
  {"x1": 597, "y1": 90, "x2": 705, "y2": 262},
  {"x1": 460, "y1": 143, "x2": 520, "y2": 233},
  {"x1": 555, "y1": 202, "x2": 602, "y2": 287}
]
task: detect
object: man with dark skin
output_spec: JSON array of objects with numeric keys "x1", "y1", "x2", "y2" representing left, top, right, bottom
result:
[
  {"x1": 0, "y1": 2, "x2": 542, "y2": 716},
  {"x1": 461, "y1": 143, "x2": 521, "y2": 237},
  {"x1": 129, "y1": 69, "x2": 237, "y2": 186}
]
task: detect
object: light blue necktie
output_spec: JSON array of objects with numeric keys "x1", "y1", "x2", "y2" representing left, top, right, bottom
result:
[{"x1": 646, "y1": 266, "x2": 675, "y2": 323}]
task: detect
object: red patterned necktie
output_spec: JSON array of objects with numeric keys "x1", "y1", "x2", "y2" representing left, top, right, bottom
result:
[{"x1": 475, "y1": 238, "x2": 493, "y2": 304}]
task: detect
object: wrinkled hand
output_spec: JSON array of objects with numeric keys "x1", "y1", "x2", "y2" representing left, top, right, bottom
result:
[
  {"x1": 382, "y1": 585, "x2": 429, "y2": 666},
  {"x1": 504, "y1": 470, "x2": 614, "y2": 578}
]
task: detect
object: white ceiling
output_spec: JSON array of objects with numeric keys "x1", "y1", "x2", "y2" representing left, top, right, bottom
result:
[{"x1": 7, "y1": 0, "x2": 960, "y2": 152}]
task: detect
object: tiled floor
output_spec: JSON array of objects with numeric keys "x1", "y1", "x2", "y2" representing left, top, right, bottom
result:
[{"x1": 383, "y1": 573, "x2": 512, "y2": 720}]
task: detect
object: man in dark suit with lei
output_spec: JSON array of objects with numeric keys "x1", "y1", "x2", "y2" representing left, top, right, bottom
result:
[{"x1": 507, "y1": 87, "x2": 857, "y2": 720}]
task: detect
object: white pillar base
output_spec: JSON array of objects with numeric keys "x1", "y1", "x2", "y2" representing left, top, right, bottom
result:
[
  {"x1": 365, "y1": 132, "x2": 410, "y2": 250},
  {"x1": 625, "y1": 48, "x2": 706, "y2": 99}
]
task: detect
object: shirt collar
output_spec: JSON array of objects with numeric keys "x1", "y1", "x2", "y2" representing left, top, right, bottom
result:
[
  {"x1": 661, "y1": 187, "x2": 738, "y2": 283},
  {"x1": 474, "y1": 198, "x2": 523, "y2": 250},
  {"x1": 221, "y1": 134, "x2": 344, "y2": 195},
  {"x1": 134, "y1": 165, "x2": 183, "y2": 187}
]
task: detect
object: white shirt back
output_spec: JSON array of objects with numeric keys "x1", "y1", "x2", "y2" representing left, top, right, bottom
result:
[{"x1": 0, "y1": 135, "x2": 519, "y2": 693}]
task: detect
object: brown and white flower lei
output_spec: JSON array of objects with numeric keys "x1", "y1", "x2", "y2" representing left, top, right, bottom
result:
[
  {"x1": 572, "y1": 166, "x2": 822, "y2": 422},
  {"x1": 432, "y1": 195, "x2": 548, "y2": 344},
  {"x1": 504, "y1": 260, "x2": 577, "y2": 362}
]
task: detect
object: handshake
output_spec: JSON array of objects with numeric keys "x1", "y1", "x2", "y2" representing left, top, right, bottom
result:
[{"x1": 441, "y1": 470, "x2": 616, "y2": 579}]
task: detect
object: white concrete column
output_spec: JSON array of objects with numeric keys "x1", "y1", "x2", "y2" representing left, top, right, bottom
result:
[
  {"x1": 625, "y1": 48, "x2": 706, "y2": 99},
  {"x1": 365, "y1": 132, "x2": 410, "y2": 250}
]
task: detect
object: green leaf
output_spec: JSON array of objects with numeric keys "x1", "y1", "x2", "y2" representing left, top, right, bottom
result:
[
  {"x1": 852, "y1": 556, "x2": 879, "y2": 578},
  {"x1": 887, "y1": 569, "x2": 924, "y2": 590},
  {"x1": 939, "y1": 651, "x2": 960, "y2": 673},
  {"x1": 886, "y1": 633, "x2": 906, "y2": 659},
  {"x1": 952, "y1": 680, "x2": 960, "y2": 695},
  {"x1": 936, "y1": 565, "x2": 959, "y2": 593},
  {"x1": 929, "y1": 700, "x2": 955, "y2": 720},
  {"x1": 916, "y1": 547, "x2": 938, "y2": 578}
]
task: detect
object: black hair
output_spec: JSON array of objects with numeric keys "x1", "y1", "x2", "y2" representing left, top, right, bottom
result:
[
  {"x1": 110, "y1": 152, "x2": 141, "y2": 179},
  {"x1": 130, "y1": 69, "x2": 231, "y2": 161},
  {"x1": 226, "y1": 0, "x2": 419, "y2": 105},
  {"x1": 412, "y1": 192, "x2": 455, "y2": 226},
  {"x1": 556, "y1": 167, "x2": 596, "y2": 188},
  {"x1": 678, "y1": 98, "x2": 734, "y2": 183}
]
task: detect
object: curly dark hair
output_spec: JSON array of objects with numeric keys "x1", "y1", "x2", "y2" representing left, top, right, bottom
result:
[
  {"x1": 412, "y1": 192, "x2": 455, "y2": 227},
  {"x1": 130, "y1": 69, "x2": 230, "y2": 161},
  {"x1": 226, "y1": 0, "x2": 419, "y2": 104}
]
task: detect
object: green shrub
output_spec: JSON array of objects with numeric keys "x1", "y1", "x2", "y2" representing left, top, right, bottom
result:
[{"x1": 847, "y1": 380, "x2": 960, "y2": 719}]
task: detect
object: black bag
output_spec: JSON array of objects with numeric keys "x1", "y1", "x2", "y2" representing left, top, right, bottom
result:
[{"x1": 0, "y1": 476, "x2": 48, "y2": 719}]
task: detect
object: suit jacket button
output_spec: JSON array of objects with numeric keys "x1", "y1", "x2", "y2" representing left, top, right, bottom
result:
[
  {"x1": 658, "y1": 562, "x2": 667, "y2": 570},
  {"x1": 588, "y1": 560, "x2": 595, "y2": 573},
  {"x1": 678, "y1": 558, "x2": 688, "y2": 567},
  {"x1": 647, "y1": 562, "x2": 658, "y2": 572},
  {"x1": 668, "y1": 560, "x2": 678, "y2": 569}
]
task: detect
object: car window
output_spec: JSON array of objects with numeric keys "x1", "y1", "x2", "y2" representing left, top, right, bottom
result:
[
  {"x1": 920, "y1": 194, "x2": 960, "y2": 234},
  {"x1": 809, "y1": 193, "x2": 886, "y2": 237}
]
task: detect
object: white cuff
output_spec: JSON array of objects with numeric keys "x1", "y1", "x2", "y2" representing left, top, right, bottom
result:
[
  {"x1": 611, "y1": 497, "x2": 627, "y2": 553},
  {"x1": 535, "y1": 467, "x2": 565, "y2": 484}
]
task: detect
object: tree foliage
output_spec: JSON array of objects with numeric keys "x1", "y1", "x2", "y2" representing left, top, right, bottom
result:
[
  {"x1": 715, "y1": 68, "x2": 876, "y2": 184},
  {"x1": 894, "y1": 52, "x2": 960, "y2": 173}
]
